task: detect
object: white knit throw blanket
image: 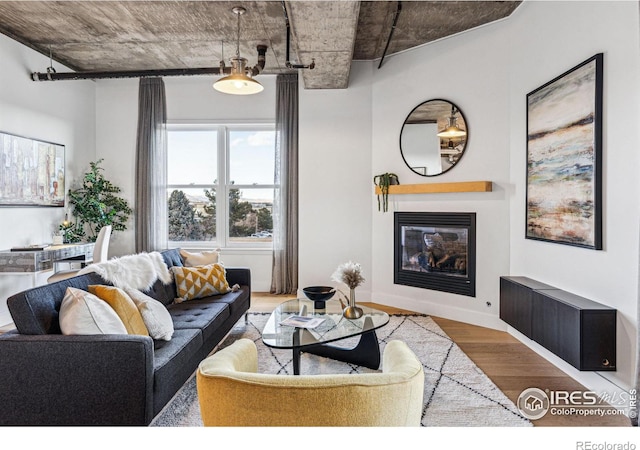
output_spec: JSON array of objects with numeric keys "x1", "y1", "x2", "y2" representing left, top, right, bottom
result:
[{"x1": 78, "y1": 251, "x2": 172, "y2": 291}]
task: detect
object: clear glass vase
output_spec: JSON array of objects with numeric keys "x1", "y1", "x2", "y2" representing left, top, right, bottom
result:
[{"x1": 343, "y1": 288, "x2": 364, "y2": 319}]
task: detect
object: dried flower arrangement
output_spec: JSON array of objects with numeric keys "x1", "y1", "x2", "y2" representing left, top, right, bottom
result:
[
  {"x1": 331, "y1": 261, "x2": 365, "y2": 289},
  {"x1": 331, "y1": 261, "x2": 365, "y2": 319}
]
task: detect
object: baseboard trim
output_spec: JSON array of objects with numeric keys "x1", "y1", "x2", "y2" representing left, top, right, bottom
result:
[{"x1": 371, "y1": 291, "x2": 506, "y2": 331}]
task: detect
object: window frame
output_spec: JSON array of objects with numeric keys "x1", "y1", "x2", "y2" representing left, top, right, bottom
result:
[{"x1": 166, "y1": 121, "x2": 276, "y2": 250}]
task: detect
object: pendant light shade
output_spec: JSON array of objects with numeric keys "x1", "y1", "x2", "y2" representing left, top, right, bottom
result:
[
  {"x1": 214, "y1": 6, "x2": 263, "y2": 96},
  {"x1": 213, "y1": 57, "x2": 263, "y2": 95},
  {"x1": 437, "y1": 106, "x2": 467, "y2": 138},
  {"x1": 437, "y1": 122, "x2": 467, "y2": 138}
]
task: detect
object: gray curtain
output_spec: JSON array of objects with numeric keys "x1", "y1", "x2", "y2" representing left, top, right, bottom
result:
[
  {"x1": 271, "y1": 73, "x2": 299, "y2": 294},
  {"x1": 135, "y1": 77, "x2": 168, "y2": 252}
]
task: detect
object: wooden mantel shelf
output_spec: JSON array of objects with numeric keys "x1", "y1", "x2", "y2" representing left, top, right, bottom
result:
[{"x1": 375, "y1": 181, "x2": 492, "y2": 195}]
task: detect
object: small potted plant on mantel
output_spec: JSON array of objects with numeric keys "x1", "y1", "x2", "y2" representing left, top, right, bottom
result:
[{"x1": 373, "y1": 172, "x2": 399, "y2": 212}]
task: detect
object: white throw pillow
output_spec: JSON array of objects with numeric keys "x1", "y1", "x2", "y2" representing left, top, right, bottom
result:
[
  {"x1": 180, "y1": 249, "x2": 221, "y2": 267},
  {"x1": 125, "y1": 288, "x2": 174, "y2": 341},
  {"x1": 59, "y1": 287, "x2": 127, "y2": 335}
]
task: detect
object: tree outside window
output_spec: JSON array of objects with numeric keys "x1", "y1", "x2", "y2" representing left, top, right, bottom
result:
[{"x1": 166, "y1": 125, "x2": 275, "y2": 248}]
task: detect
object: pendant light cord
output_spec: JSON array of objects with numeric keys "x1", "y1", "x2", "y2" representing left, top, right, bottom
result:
[{"x1": 235, "y1": 8, "x2": 241, "y2": 59}]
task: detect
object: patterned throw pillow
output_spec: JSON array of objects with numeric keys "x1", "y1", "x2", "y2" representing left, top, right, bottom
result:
[{"x1": 171, "y1": 263, "x2": 231, "y2": 302}]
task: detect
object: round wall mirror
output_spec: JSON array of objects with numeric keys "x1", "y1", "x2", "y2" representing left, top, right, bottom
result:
[{"x1": 400, "y1": 99, "x2": 468, "y2": 177}]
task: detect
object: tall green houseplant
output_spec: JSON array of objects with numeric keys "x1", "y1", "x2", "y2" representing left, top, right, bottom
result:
[{"x1": 64, "y1": 159, "x2": 132, "y2": 242}]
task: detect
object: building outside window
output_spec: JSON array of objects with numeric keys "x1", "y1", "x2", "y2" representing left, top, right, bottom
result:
[{"x1": 166, "y1": 123, "x2": 276, "y2": 249}]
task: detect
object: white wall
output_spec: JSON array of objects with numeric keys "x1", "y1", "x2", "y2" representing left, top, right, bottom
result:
[
  {"x1": 298, "y1": 62, "x2": 373, "y2": 298},
  {"x1": 0, "y1": 34, "x2": 96, "y2": 326},
  {"x1": 370, "y1": 11, "x2": 511, "y2": 329},
  {"x1": 95, "y1": 75, "x2": 277, "y2": 291},
  {"x1": 367, "y1": 0, "x2": 639, "y2": 392},
  {"x1": 507, "y1": 1, "x2": 640, "y2": 392}
]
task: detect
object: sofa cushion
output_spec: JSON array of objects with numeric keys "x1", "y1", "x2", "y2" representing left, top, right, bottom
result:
[
  {"x1": 88, "y1": 285, "x2": 149, "y2": 336},
  {"x1": 125, "y1": 288, "x2": 174, "y2": 341},
  {"x1": 152, "y1": 327, "x2": 202, "y2": 415},
  {"x1": 179, "y1": 249, "x2": 220, "y2": 267},
  {"x1": 172, "y1": 264, "x2": 231, "y2": 302},
  {"x1": 153, "y1": 328, "x2": 202, "y2": 376},
  {"x1": 196, "y1": 287, "x2": 251, "y2": 319},
  {"x1": 168, "y1": 300, "x2": 230, "y2": 342},
  {"x1": 59, "y1": 287, "x2": 128, "y2": 335},
  {"x1": 161, "y1": 248, "x2": 184, "y2": 270}
]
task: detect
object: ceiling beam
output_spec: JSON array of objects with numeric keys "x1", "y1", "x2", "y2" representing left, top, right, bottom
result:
[{"x1": 285, "y1": 1, "x2": 360, "y2": 89}]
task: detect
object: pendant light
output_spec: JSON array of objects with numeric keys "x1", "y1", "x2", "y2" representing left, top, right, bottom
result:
[
  {"x1": 213, "y1": 6, "x2": 264, "y2": 95},
  {"x1": 437, "y1": 105, "x2": 467, "y2": 138}
]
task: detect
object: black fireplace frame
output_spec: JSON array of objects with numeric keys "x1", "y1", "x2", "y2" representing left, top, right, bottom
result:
[{"x1": 394, "y1": 212, "x2": 476, "y2": 297}]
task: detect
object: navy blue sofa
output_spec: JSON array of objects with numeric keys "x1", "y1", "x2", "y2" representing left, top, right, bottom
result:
[{"x1": 0, "y1": 249, "x2": 251, "y2": 426}]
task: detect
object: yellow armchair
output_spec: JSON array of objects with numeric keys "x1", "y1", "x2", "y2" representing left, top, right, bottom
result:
[{"x1": 196, "y1": 338, "x2": 424, "y2": 426}]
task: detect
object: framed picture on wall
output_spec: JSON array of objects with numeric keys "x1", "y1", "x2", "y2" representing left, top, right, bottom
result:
[
  {"x1": 0, "y1": 131, "x2": 65, "y2": 207},
  {"x1": 525, "y1": 53, "x2": 603, "y2": 250}
]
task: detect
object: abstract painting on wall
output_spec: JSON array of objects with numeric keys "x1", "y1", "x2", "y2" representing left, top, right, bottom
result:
[
  {"x1": 526, "y1": 53, "x2": 603, "y2": 249},
  {"x1": 0, "y1": 131, "x2": 65, "y2": 207}
]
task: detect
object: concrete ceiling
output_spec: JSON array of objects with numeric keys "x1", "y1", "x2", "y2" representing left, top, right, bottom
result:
[{"x1": 0, "y1": 1, "x2": 522, "y2": 89}]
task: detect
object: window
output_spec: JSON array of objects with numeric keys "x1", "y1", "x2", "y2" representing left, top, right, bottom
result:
[{"x1": 166, "y1": 124, "x2": 276, "y2": 248}]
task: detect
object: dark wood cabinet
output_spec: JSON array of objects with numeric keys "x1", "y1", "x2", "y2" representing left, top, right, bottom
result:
[
  {"x1": 499, "y1": 276, "x2": 556, "y2": 339},
  {"x1": 500, "y1": 276, "x2": 616, "y2": 371}
]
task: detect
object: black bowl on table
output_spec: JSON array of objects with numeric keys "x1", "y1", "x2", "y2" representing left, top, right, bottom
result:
[{"x1": 303, "y1": 286, "x2": 336, "y2": 309}]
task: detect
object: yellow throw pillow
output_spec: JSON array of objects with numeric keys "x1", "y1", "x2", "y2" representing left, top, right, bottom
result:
[
  {"x1": 88, "y1": 285, "x2": 149, "y2": 336},
  {"x1": 171, "y1": 263, "x2": 231, "y2": 302},
  {"x1": 180, "y1": 249, "x2": 220, "y2": 267}
]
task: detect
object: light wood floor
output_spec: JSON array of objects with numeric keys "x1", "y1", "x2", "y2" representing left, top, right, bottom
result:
[{"x1": 251, "y1": 293, "x2": 631, "y2": 427}]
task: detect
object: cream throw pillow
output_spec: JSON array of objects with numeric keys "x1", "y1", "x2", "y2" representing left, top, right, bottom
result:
[
  {"x1": 125, "y1": 288, "x2": 174, "y2": 341},
  {"x1": 88, "y1": 285, "x2": 149, "y2": 336},
  {"x1": 180, "y1": 249, "x2": 221, "y2": 267},
  {"x1": 59, "y1": 287, "x2": 127, "y2": 335},
  {"x1": 171, "y1": 263, "x2": 231, "y2": 302}
]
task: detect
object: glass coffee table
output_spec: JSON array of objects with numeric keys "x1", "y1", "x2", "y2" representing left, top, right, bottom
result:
[{"x1": 261, "y1": 298, "x2": 390, "y2": 375}]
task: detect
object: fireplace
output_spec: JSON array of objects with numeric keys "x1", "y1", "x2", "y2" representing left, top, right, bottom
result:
[{"x1": 394, "y1": 212, "x2": 476, "y2": 297}]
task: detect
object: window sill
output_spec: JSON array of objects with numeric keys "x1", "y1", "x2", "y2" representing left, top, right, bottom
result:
[{"x1": 168, "y1": 243, "x2": 273, "y2": 255}]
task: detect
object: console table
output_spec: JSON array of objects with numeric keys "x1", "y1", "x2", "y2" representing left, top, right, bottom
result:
[
  {"x1": 500, "y1": 276, "x2": 616, "y2": 371},
  {"x1": 0, "y1": 243, "x2": 95, "y2": 285}
]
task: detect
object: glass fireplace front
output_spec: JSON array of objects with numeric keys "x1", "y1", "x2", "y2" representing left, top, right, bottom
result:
[{"x1": 394, "y1": 212, "x2": 476, "y2": 297}]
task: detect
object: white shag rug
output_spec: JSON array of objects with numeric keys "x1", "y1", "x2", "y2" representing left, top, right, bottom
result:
[{"x1": 151, "y1": 313, "x2": 532, "y2": 427}]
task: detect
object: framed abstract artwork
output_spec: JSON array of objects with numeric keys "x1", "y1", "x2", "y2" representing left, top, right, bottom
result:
[
  {"x1": 526, "y1": 53, "x2": 603, "y2": 250},
  {"x1": 0, "y1": 131, "x2": 65, "y2": 207}
]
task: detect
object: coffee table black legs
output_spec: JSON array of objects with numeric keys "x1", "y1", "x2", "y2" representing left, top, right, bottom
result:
[{"x1": 291, "y1": 317, "x2": 381, "y2": 375}]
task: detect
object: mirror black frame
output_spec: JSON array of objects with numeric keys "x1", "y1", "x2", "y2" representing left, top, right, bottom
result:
[{"x1": 399, "y1": 99, "x2": 469, "y2": 177}]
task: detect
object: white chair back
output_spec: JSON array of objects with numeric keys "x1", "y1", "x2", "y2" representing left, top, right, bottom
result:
[{"x1": 93, "y1": 225, "x2": 112, "y2": 263}]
